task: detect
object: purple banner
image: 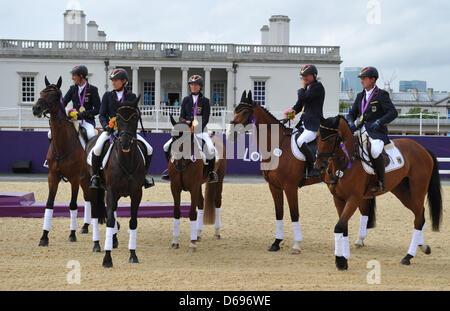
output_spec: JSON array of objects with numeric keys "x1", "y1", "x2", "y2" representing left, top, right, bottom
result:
[{"x1": 0, "y1": 131, "x2": 449, "y2": 176}]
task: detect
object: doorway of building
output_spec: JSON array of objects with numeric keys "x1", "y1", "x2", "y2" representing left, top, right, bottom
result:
[{"x1": 168, "y1": 93, "x2": 180, "y2": 106}]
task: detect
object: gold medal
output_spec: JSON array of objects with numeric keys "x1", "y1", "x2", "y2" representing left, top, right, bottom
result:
[
  {"x1": 79, "y1": 106, "x2": 86, "y2": 112},
  {"x1": 192, "y1": 119, "x2": 199, "y2": 127},
  {"x1": 359, "y1": 115, "x2": 364, "y2": 123}
]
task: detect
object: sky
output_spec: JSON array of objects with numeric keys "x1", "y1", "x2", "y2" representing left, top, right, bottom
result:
[{"x1": 0, "y1": 0, "x2": 449, "y2": 91}]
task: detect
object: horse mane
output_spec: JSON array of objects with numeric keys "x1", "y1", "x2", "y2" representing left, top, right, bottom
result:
[{"x1": 257, "y1": 104, "x2": 287, "y2": 129}]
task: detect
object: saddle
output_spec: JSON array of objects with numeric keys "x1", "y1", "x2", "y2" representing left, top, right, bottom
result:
[
  {"x1": 357, "y1": 133, "x2": 390, "y2": 168},
  {"x1": 290, "y1": 128, "x2": 318, "y2": 162}
]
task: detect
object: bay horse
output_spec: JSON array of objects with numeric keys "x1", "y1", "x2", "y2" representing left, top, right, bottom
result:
[
  {"x1": 315, "y1": 115, "x2": 443, "y2": 270},
  {"x1": 226, "y1": 91, "x2": 376, "y2": 254},
  {"x1": 32, "y1": 77, "x2": 93, "y2": 246},
  {"x1": 92, "y1": 95, "x2": 146, "y2": 268},
  {"x1": 168, "y1": 115, "x2": 226, "y2": 252}
]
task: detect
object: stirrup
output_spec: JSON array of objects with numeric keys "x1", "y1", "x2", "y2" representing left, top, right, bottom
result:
[
  {"x1": 89, "y1": 175, "x2": 101, "y2": 189},
  {"x1": 208, "y1": 171, "x2": 218, "y2": 183},
  {"x1": 305, "y1": 167, "x2": 321, "y2": 179},
  {"x1": 144, "y1": 176, "x2": 155, "y2": 189}
]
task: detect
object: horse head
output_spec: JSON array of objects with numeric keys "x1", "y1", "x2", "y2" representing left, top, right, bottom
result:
[
  {"x1": 315, "y1": 115, "x2": 353, "y2": 172},
  {"x1": 116, "y1": 95, "x2": 141, "y2": 153},
  {"x1": 226, "y1": 90, "x2": 254, "y2": 141},
  {"x1": 32, "y1": 76, "x2": 63, "y2": 118}
]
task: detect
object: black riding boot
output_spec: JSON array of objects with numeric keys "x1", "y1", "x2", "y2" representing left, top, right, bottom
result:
[
  {"x1": 299, "y1": 143, "x2": 321, "y2": 178},
  {"x1": 144, "y1": 154, "x2": 155, "y2": 188},
  {"x1": 89, "y1": 154, "x2": 102, "y2": 189},
  {"x1": 207, "y1": 157, "x2": 218, "y2": 183},
  {"x1": 371, "y1": 155, "x2": 386, "y2": 192},
  {"x1": 161, "y1": 150, "x2": 171, "y2": 181}
]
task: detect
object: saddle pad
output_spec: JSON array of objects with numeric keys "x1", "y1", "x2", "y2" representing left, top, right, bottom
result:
[
  {"x1": 87, "y1": 142, "x2": 145, "y2": 170},
  {"x1": 359, "y1": 136, "x2": 405, "y2": 175},
  {"x1": 291, "y1": 129, "x2": 306, "y2": 161},
  {"x1": 71, "y1": 120, "x2": 86, "y2": 150}
]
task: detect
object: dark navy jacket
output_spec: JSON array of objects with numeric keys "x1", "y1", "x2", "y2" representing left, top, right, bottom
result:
[
  {"x1": 99, "y1": 89, "x2": 137, "y2": 130},
  {"x1": 292, "y1": 81, "x2": 325, "y2": 131},
  {"x1": 179, "y1": 92, "x2": 210, "y2": 131},
  {"x1": 347, "y1": 87, "x2": 398, "y2": 145},
  {"x1": 63, "y1": 83, "x2": 101, "y2": 127}
]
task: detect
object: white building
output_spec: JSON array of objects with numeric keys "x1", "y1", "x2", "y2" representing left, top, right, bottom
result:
[{"x1": 0, "y1": 11, "x2": 341, "y2": 131}]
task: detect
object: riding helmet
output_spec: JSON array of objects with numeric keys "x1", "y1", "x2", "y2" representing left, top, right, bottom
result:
[
  {"x1": 358, "y1": 67, "x2": 379, "y2": 80},
  {"x1": 70, "y1": 65, "x2": 88, "y2": 79},
  {"x1": 188, "y1": 75, "x2": 204, "y2": 87},
  {"x1": 109, "y1": 68, "x2": 129, "y2": 81},
  {"x1": 300, "y1": 64, "x2": 318, "y2": 77}
]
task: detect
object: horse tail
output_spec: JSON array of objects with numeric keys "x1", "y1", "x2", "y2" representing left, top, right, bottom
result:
[
  {"x1": 366, "y1": 198, "x2": 377, "y2": 229},
  {"x1": 425, "y1": 148, "x2": 442, "y2": 232},
  {"x1": 92, "y1": 188, "x2": 107, "y2": 224},
  {"x1": 203, "y1": 182, "x2": 217, "y2": 225}
]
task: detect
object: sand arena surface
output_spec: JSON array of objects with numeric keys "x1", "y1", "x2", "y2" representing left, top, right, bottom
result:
[{"x1": 0, "y1": 181, "x2": 449, "y2": 291}]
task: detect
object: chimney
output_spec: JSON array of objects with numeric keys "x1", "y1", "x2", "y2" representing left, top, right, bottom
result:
[
  {"x1": 268, "y1": 15, "x2": 290, "y2": 45},
  {"x1": 98, "y1": 31, "x2": 107, "y2": 42},
  {"x1": 427, "y1": 88, "x2": 434, "y2": 101},
  {"x1": 261, "y1": 25, "x2": 269, "y2": 45},
  {"x1": 87, "y1": 21, "x2": 99, "y2": 41},
  {"x1": 63, "y1": 9, "x2": 86, "y2": 41}
]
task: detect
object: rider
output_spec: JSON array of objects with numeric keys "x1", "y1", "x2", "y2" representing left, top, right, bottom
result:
[
  {"x1": 44, "y1": 65, "x2": 100, "y2": 167},
  {"x1": 161, "y1": 75, "x2": 218, "y2": 183},
  {"x1": 347, "y1": 66, "x2": 398, "y2": 192},
  {"x1": 286, "y1": 64, "x2": 325, "y2": 179},
  {"x1": 89, "y1": 68, "x2": 155, "y2": 189}
]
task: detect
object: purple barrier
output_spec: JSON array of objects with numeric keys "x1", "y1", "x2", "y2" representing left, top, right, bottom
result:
[{"x1": 0, "y1": 131, "x2": 449, "y2": 176}]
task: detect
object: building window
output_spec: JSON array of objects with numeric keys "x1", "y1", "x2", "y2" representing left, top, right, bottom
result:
[
  {"x1": 126, "y1": 81, "x2": 133, "y2": 93},
  {"x1": 212, "y1": 81, "x2": 226, "y2": 106},
  {"x1": 143, "y1": 81, "x2": 155, "y2": 106},
  {"x1": 253, "y1": 80, "x2": 266, "y2": 106},
  {"x1": 21, "y1": 76, "x2": 35, "y2": 103}
]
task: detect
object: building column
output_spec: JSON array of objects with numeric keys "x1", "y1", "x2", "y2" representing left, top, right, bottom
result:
[
  {"x1": 226, "y1": 67, "x2": 234, "y2": 110},
  {"x1": 181, "y1": 67, "x2": 189, "y2": 99},
  {"x1": 131, "y1": 66, "x2": 139, "y2": 96},
  {"x1": 204, "y1": 67, "x2": 211, "y2": 99},
  {"x1": 154, "y1": 66, "x2": 161, "y2": 110}
]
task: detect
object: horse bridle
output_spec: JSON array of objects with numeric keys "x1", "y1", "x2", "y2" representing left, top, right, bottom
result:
[
  {"x1": 230, "y1": 102, "x2": 254, "y2": 126},
  {"x1": 116, "y1": 105, "x2": 139, "y2": 144}
]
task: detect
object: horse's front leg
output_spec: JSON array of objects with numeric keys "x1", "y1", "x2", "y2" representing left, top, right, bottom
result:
[
  {"x1": 171, "y1": 183, "x2": 181, "y2": 249},
  {"x1": 39, "y1": 172, "x2": 60, "y2": 247},
  {"x1": 188, "y1": 186, "x2": 200, "y2": 252},
  {"x1": 102, "y1": 190, "x2": 117, "y2": 268},
  {"x1": 268, "y1": 183, "x2": 284, "y2": 252},
  {"x1": 79, "y1": 173, "x2": 91, "y2": 234},
  {"x1": 334, "y1": 197, "x2": 359, "y2": 270},
  {"x1": 128, "y1": 189, "x2": 142, "y2": 264},
  {"x1": 68, "y1": 179, "x2": 80, "y2": 242},
  {"x1": 284, "y1": 185, "x2": 303, "y2": 254},
  {"x1": 196, "y1": 184, "x2": 204, "y2": 241}
]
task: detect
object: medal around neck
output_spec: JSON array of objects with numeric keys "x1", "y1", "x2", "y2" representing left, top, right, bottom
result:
[
  {"x1": 79, "y1": 106, "x2": 86, "y2": 112},
  {"x1": 192, "y1": 119, "x2": 199, "y2": 127}
]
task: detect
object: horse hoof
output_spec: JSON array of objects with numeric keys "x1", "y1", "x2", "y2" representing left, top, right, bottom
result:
[
  {"x1": 80, "y1": 224, "x2": 89, "y2": 234},
  {"x1": 215, "y1": 234, "x2": 221, "y2": 240},
  {"x1": 117, "y1": 222, "x2": 120, "y2": 231},
  {"x1": 290, "y1": 248, "x2": 301, "y2": 255},
  {"x1": 129, "y1": 255, "x2": 139, "y2": 264},
  {"x1": 268, "y1": 244, "x2": 280, "y2": 252},
  {"x1": 92, "y1": 242, "x2": 101, "y2": 253},
  {"x1": 102, "y1": 260, "x2": 113, "y2": 268},
  {"x1": 113, "y1": 234, "x2": 118, "y2": 249},
  {"x1": 38, "y1": 238, "x2": 49, "y2": 247},
  {"x1": 68, "y1": 235, "x2": 77, "y2": 242},
  {"x1": 171, "y1": 243, "x2": 179, "y2": 249},
  {"x1": 420, "y1": 245, "x2": 431, "y2": 255},
  {"x1": 354, "y1": 242, "x2": 364, "y2": 249},
  {"x1": 197, "y1": 236, "x2": 202, "y2": 242},
  {"x1": 401, "y1": 254, "x2": 413, "y2": 266},
  {"x1": 335, "y1": 256, "x2": 348, "y2": 270}
]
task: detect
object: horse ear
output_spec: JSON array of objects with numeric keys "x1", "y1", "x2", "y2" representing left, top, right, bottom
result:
[
  {"x1": 56, "y1": 76, "x2": 62, "y2": 89},
  {"x1": 170, "y1": 114, "x2": 177, "y2": 126},
  {"x1": 240, "y1": 90, "x2": 247, "y2": 103},
  {"x1": 45, "y1": 76, "x2": 50, "y2": 87},
  {"x1": 247, "y1": 90, "x2": 252, "y2": 101},
  {"x1": 134, "y1": 94, "x2": 141, "y2": 107}
]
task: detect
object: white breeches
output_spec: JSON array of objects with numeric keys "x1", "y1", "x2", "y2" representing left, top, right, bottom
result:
[
  {"x1": 163, "y1": 138, "x2": 173, "y2": 152},
  {"x1": 362, "y1": 126, "x2": 384, "y2": 159},
  {"x1": 93, "y1": 131, "x2": 153, "y2": 156},
  {"x1": 296, "y1": 128, "x2": 317, "y2": 147},
  {"x1": 48, "y1": 121, "x2": 96, "y2": 140}
]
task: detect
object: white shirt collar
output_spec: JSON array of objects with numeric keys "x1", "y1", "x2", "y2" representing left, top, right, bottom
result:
[
  {"x1": 116, "y1": 90, "x2": 124, "y2": 100},
  {"x1": 78, "y1": 82, "x2": 87, "y2": 94},
  {"x1": 365, "y1": 86, "x2": 376, "y2": 100}
]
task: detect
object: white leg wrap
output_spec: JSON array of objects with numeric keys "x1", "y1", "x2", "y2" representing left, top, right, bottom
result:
[
  {"x1": 43, "y1": 208, "x2": 53, "y2": 231},
  {"x1": 293, "y1": 241, "x2": 301, "y2": 251},
  {"x1": 275, "y1": 220, "x2": 284, "y2": 240},
  {"x1": 292, "y1": 222, "x2": 303, "y2": 242},
  {"x1": 408, "y1": 229, "x2": 422, "y2": 257},
  {"x1": 105, "y1": 227, "x2": 114, "y2": 251},
  {"x1": 342, "y1": 236, "x2": 350, "y2": 259},
  {"x1": 92, "y1": 218, "x2": 100, "y2": 242},
  {"x1": 190, "y1": 220, "x2": 198, "y2": 241},
  {"x1": 214, "y1": 208, "x2": 221, "y2": 229},
  {"x1": 70, "y1": 209, "x2": 78, "y2": 231},
  {"x1": 358, "y1": 215, "x2": 369, "y2": 239},
  {"x1": 83, "y1": 202, "x2": 91, "y2": 224},
  {"x1": 334, "y1": 233, "x2": 344, "y2": 257},
  {"x1": 113, "y1": 211, "x2": 118, "y2": 234},
  {"x1": 128, "y1": 229, "x2": 137, "y2": 250},
  {"x1": 173, "y1": 218, "x2": 181, "y2": 238},
  {"x1": 197, "y1": 209, "x2": 204, "y2": 231}
]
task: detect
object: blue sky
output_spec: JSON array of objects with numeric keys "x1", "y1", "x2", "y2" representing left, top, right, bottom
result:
[{"x1": 1, "y1": 0, "x2": 449, "y2": 91}]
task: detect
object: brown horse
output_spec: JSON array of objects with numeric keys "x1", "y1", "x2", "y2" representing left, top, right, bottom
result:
[
  {"x1": 226, "y1": 91, "x2": 377, "y2": 254},
  {"x1": 315, "y1": 115, "x2": 443, "y2": 270},
  {"x1": 32, "y1": 77, "x2": 93, "y2": 246},
  {"x1": 168, "y1": 115, "x2": 226, "y2": 252}
]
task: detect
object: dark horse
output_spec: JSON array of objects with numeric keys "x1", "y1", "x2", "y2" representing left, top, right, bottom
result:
[
  {"x1": 227, "y1": 91, "x2": 377, "y2": 254},
  {"x1": 32, "y1": 77, "x2": 93, "y2": 246},
  {"x1": 90, "y1": 95, "x2": 146, "y2": 268},
  {"x1": 315, "y1": 115, "x2": 443, "y2": 270},
  {"x1": 168, "y1": 115, "x2": 226, "y2": 252}
]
